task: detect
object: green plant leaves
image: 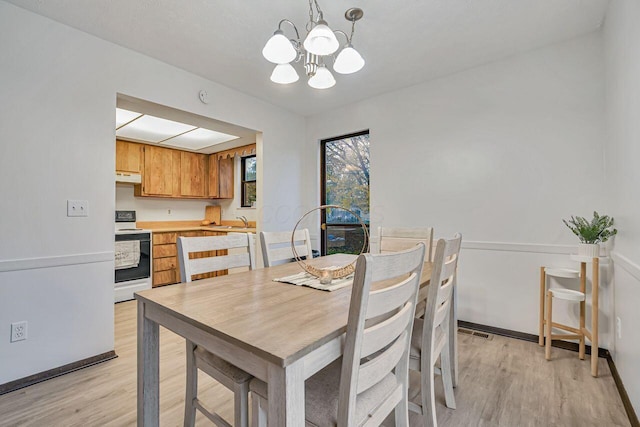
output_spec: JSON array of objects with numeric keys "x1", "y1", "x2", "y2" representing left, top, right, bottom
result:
[{"x1": 562, "y1": 211, "x2": 618, "y2": 244}]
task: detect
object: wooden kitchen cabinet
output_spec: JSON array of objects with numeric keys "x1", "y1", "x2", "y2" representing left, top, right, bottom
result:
[
  {"x1": 115, "y1": 140, "x2": 143, "y2": 174},
  {"x1": 208, "y1": 155, "x2": 219, "y2": 198},
  {"x1": 141, "y1": 145, "x2": 180, "y2": 197},
  {"x1": 218, "y1": 156, "x2": 234, "y2": 199},
  {"x1": 151, "y1": 230, "x2": 226, "y2": 287},
  {"x1": 208, "y1": 155, "x2": 233, "y2": 199},
  {"x1": 121, "y1": 141, "x2": 246, "y2": 200},
  {"x1": 180, "y1": 151, "x2": 208, "y2": 197}
]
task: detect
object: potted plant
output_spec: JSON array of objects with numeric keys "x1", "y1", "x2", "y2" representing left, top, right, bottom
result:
[{"x1": 563, "y1": 211, "x2": 617, "y2": 258}]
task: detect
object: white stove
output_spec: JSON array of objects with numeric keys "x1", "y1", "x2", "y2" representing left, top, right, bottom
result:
[{"x1": 114, "y1": 211, "x2": 152, "y2": 303}]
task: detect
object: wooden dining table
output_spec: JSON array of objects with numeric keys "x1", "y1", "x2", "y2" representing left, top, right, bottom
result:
[{"x1": 135, "y1": 253, "x2": 447, "y2": 426}]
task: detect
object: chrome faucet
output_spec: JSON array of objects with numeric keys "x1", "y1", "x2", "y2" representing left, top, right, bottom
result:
[{"x1": 237, "y1": 216, "x2": 249, "y2": 228}]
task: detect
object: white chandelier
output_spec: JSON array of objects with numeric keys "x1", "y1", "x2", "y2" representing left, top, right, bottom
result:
[{"x1": 262, "y1": 1, "x2": 365, "y2": 89}]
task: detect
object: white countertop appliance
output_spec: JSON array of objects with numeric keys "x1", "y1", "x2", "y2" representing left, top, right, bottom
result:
[{"x1": 115, "y1": 210, "x2": 152, "y2": 303}]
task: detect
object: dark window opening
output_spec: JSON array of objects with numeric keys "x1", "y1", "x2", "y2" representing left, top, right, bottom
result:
[{"x1": 241, "y1": 155, "x2": 257, "y2": 208}]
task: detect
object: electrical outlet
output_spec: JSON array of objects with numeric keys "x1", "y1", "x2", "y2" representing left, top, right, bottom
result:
[
  {"x1": 616, "y1": 317, "x2": 622, "y2": 339},
  {"x1": 11, "y1": 321, "x2": 27, "y2": 342},
  {"x1": 67, "y1": 200, "x2": 88, "y2": 217}
]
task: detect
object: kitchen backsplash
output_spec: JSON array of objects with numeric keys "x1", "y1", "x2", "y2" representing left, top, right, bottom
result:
[{"x1": 116, "y1": 183, "x2": 256, "y2": 222}]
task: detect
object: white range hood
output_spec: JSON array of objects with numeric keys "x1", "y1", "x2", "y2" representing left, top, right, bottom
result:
[{"x1": 115, "y1": 172, "x2": 142, "y2": 184}]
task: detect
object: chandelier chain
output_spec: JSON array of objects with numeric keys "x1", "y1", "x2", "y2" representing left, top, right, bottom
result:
[
  {"x1": 307, "y1": 0, "x2": 314, "y2": 32},
  {"x1": 313, "y1": 0, "x2": 323, "y2": 20}
]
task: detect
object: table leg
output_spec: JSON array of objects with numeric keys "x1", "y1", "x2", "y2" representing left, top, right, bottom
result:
[
  {"x1": 591, "y1": 258, "x2": 599, "y2": 377},
  {"x1": 137, "y1": 300, "x2": 160, "y2": 427},
  {"x1": 267, "y1": 360, "x2": 305, "y2": 426}
]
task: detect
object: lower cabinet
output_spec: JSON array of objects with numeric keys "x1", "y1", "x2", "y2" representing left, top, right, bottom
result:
[{"x1": 152, "y1": 230, "x2": 226, "y2": 287}]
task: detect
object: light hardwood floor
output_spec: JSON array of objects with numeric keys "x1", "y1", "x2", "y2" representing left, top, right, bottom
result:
[{"x1": 0, "y1": 300, "x2": 630, "y2": 427}]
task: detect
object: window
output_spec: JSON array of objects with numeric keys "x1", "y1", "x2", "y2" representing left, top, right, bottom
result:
[
  {"x1": 321, "y1": 131, "x2": 370, "y2": 255},
  {"x1": 241, "y1": 155, "x2": 257, "y2": 207}
]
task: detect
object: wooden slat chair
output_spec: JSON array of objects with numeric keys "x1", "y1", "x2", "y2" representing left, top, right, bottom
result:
[
  {"x1": 377, "y1": 226, "x2": 434, "y2": 262},
  {"x1": 177, "y1": 233, "x2": 256, "y2": 427},
  {"x1": 249, "y1": 243, "x2": 426, "y2": 427},
  {"x1": 259, "y1": 229, "x2": 313, "y2": 267},
  {"x1": 408, "y1": 234, "x2": 462, "y2": 427},
  {"x1": 376, "y1": 226, "x2": 462, "y2": 388}
]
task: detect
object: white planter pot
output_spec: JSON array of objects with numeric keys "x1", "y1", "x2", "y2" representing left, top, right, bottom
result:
[{"x1": 578, "y1": 243, "x2": 600, "y2": 258}]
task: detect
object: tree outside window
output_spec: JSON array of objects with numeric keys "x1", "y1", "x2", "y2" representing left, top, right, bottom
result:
[{"x1": 241, "y1": 155, "x2": 257, "y2": 207}]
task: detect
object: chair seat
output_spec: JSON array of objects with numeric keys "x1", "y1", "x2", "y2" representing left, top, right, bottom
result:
[
  {"x1": 545, "y1": 267, "x2": 580, "y2": 279},
  {"x1": 249, "y1": 359, "x2": 399, "y2": 427},
  {"x1": 194, "y1": 346, "x2": 252, "y2": 383},
  {"x1": 549, "y1": 288, "x2": 585, "y2": 302}
]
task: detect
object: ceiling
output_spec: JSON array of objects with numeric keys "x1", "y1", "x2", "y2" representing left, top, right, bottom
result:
[
  {"x1": 7, "y1": 0, "x2": 609, "y2": 116},
  {"x1": 116, "y1": 94, "x2": 257, "y2": 154}
]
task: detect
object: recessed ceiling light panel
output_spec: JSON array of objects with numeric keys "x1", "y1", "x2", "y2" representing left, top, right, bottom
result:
[
  {"x1": 115, "y1": 108, "x2": 142, "y2": 128},
  {"x1": 116, "y1": 115, "x2": 197, "y2": 143},
  {"x1": 164, "y1": 128, "x2": 240, "y2": 151}
]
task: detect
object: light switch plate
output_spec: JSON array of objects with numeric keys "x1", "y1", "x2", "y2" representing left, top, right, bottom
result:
[{"x1": 67, "y1": 200, "x2": 88, "y2": 217}]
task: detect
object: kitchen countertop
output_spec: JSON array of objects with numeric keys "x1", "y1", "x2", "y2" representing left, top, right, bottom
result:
[
  {"x1": 147, "y1": 225, "x2": 256, "y2": 233},
  {"x1": 136, "y1": 220, "x2": 256, "y2": 234}
]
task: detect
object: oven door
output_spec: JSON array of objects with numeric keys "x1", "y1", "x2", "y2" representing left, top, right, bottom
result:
[{"x1": 115, "y1": 233, "x2": 151, "y2": 283}]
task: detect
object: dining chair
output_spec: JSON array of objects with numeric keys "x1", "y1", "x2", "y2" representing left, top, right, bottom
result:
[
  {"x1": 249, "y1": 243, "x2": 426, "y2": 427},
  {"x1": 376, "y1": 226, "x2": 461, "y2": 387},
  {"x1": 259, "y1": 229, "x2": 313, "y2": 267},
  {"x1": 177, "y1": 233, "x2": 256, "y2": 427},
  {"x1": 377, "y1": 226, "x2": 434, "y2": 262},
  {"x1": 408, "y1": 233, "x2": 462, "y2": 427}
]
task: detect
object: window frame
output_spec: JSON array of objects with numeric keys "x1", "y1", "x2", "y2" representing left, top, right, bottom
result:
[
  {"x1": 241, "y1": 155, "x2": 257, "y2": 208},
  {"x1": 320, "y1": 130, "x2": 370, "y2": 255}
]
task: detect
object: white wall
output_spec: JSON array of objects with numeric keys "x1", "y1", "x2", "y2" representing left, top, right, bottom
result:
[
  {"x1": 604, "y1": 0, "x2": 640, "y2": 414},
  {"x1": 307, "y1": 34, "x2": 609, "y2": 344},
  {"x1": 0, "y1": 1, "x2": 305, "y2": 385}
]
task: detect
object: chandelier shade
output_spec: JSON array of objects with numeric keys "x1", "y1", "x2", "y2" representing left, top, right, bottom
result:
[
  {"x1": 262, "y1": 30, "x2": 297, "y2": 64},
  {"x1": 262, "y1": 3, "x2": 364, "y2": 89},
  {"x1": 303, "y1": 20, "x2": 340, "y2": 56},
  {"x1": 270, "y1": 63, "x2": 300, "y2": 84},
  {"x1": 333, "y1": 44, "x2": 365, "y2": 74},
  {"x1": 308, "y1": 64, "x2": 336, "y2": 89}
]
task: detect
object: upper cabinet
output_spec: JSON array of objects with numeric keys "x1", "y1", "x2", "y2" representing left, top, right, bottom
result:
[
  {"x1": 180, "y1": 151, "x2": 208, "y2": 197},
  {"x1": 141, "y1": 145, "x2": 179, "y2": 197},
  {"x1": 118, "y1": 141, "x2": 248, "y2": 200},
  {"x1": 208, "y1": 155, "x2": 219, "y2": 198},
  {"x1": 218, "y1": 157, "x2": 234, "y2": 199},
  {"x1": 115, "y1": 140, "x2": 143, "y2": 174}
]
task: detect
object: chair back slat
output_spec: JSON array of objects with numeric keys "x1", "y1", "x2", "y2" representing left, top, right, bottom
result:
[
  {"x1": 177, "y1": 233, "x2": 255, "y2": 282},
  {"x1": 337, "y1": 243, "x2": 425, "y2": 425},
  {"x1": 187, "y1": 253, "x2": 251, "y2": 277},
  {"x1": 377, "y1": 226, "x2": 434, "y2": 262},
  {"x1": 435, "y1": 280, "x2": 454, "y2": 308},
  {"x1": 357, "y1": 330, "x2": 409, "y2": 394},
  {"x1": 433, "y1": 300, "x2": 450, "y2": 330},
  {"x1": 422, "y1": 234, "x2": 462, "y2": 347},
  {"x1": 260, "y1": 229, "x2": 313, "y2": 267},
  {"x1": 366, "y1": 273, "x2": 419, "y2": 319},
  {"x1": 361, "y1": 299, "x2": 415, "y2": 358}
]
